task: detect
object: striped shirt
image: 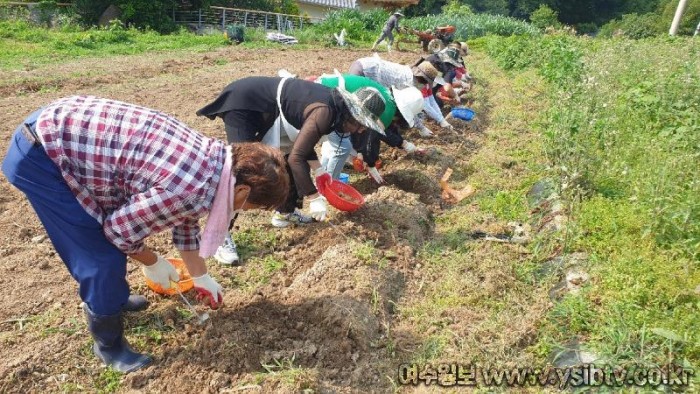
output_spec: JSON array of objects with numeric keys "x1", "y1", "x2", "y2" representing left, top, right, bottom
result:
[{"x1": 36, "y1": 96, "x2": 225, "y2": 254}]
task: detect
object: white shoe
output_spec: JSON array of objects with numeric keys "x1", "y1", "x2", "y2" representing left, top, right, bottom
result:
[
  {"x1": 271, "y1": 209, "x2": 314, "y2": 228},
  {"x1": 214, "y1": 233, "x2": 240, "y2": 265}
]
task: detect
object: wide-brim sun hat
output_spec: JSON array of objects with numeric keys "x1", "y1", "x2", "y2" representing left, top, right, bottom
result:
[
  {"x1": 439, "y1": 47, "x2": 462, "y2": 67},
  {"x1": 336, "y1": 86, "x2": 387, "y2": 135},
  {"x1": 459, "y1": 42, "x2": 469, "y2": 56},
  {"x1": 391, "y1": 86, "x2": 424, "y2": 127},
  {"x1": 394, "y1": 11, "x2": 404, "y2": 16},
  {"x1": 412, "y1": 61, "x2": 438, "y2": 87}
]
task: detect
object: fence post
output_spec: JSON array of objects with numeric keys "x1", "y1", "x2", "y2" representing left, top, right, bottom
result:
[
  {"x1": 265, "y1": 14, "x2": 268, "y2": 30},
  {"x1": 198, "y1": 9, "x2": 202, "y2": 29},
  {"x1": 172, "y1": 7, "x2": 175, "y2": 23},
  {"x1": 222, "y1": 9, "x2": 226, "y2": 30}
]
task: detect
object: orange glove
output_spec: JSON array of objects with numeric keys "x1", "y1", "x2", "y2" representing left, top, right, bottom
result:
[{"x1": 353, "y1": 156, "x2": 366, "y2": 172}]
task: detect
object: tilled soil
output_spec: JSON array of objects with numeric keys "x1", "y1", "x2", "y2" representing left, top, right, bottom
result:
[{"x1": 0, "y1": 46, "x2": 480, "y2": 393}]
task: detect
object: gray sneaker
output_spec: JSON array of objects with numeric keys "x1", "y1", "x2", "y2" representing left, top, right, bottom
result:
[
  {"x1": 214, "y1": 233, "x2": 240, "y2": 265},
  {"x1": 270, "y1": 209, "x2": 314, "y2": 228}
]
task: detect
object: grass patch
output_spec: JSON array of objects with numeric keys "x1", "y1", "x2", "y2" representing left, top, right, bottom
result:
[
  {"x1": 544, "y1": 197, "x2": 700, "y2": 365},
  {"x1": 232, "y1": 227, "x2": 278, "y2": 260},
  {"x1": 396, "y1": 52, "x2": 551, "y2": 371},
  {"x1": 93, "y1": 368, "x2": 121, "y2": 393},
  {"x1": 255, "y1": 356, "x2": 318, "y2": 391},
  {"x1": 477, "y1": 190, "x2": 529, "y2": 221},
  {"x1": 0, "y1": 20, "x2": 228, "y2": 70},
  {"x1": 484, "y1": 34, "x2": 699, "y2": 380},
  {"x1": 232, "y1": 255, "x2": 286, "y2": 292}
]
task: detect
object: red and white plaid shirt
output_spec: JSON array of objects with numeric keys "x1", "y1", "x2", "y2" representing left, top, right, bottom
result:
[{"x1": 36, "y1": 96, "x2": 226, "y2": 254}]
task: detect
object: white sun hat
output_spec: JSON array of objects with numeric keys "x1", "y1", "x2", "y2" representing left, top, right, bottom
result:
[{"x1": 391, "y1": 85, "x2": 424, "y2": 127}]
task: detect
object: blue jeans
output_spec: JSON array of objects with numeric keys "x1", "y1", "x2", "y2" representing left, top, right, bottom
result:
[
  {"x1": 321, "y1": 131, "x2": 352, "y2": 179},
  {"x1": 1, "y1": 110, "x2": 129, "y2": 315}
]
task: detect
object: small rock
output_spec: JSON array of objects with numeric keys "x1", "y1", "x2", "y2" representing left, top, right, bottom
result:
[
  {"x1": 209, "y1": 372, "x2": 229, "y2": 389},
  {"x1": 31, "y1": 235, "x2": 47, "y2": 243},
  {"x1": 551, "y1": 339, "x2": 600, "y2": 368},
  {"x1": 527, "y1": 179, "x2": 556, "y2": 208},
  {"x1": 38, "y1": 260, "x2": 50, "y2": 269},
  {"x1": 283, "y1": 278, "x2": 292, "y2": 287},
  {"x1": 566, "y1": 270, "x2": 589, "y2": 294},
  {"x1": 579, "y1": 350, "x2": 598, "y2": 364}
]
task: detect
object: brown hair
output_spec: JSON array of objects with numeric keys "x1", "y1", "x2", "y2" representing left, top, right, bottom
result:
[{"x1": 230, "y1": 142, "x2": 289, "y2": 209}]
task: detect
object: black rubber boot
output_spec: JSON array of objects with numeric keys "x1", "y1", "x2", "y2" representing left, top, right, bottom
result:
[
  {"x1": 123, "y1": 295, "x2": 149, "y2": 312},
  {"x1": 83, "y1": 305, "x2": 152, "y2": 373}
]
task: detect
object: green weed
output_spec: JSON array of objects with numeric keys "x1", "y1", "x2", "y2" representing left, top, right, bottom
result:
[
  {"x1": 94, "y1": 368, "x2": 121, "y2": 393},
  {"x1": 233, "y1": 227, "x2": 278, "y2": 260},
  {"x1": 478, "y1": 190, "x2": 528, "y2": 221},
  {"x1": 257, "y1": 355, "x2": 317, "y2": 391}
]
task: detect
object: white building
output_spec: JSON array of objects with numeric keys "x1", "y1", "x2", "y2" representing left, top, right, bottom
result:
[{"x1": 296, "y1": 0, "x2": 418, "y2": 20}]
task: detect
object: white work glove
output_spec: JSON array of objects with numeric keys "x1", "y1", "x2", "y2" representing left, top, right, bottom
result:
[
  {"x1": 367, "y1": 166, "x2": 384, "y2": 184},
  {"x1": 418, "y1": 126, "x2": 434, "y2": 137},
  {"x1": 402, "y1": 140, "x2": 417, "y2": 153},
  {"x1": 142, "y1": 256, "x2": 180, "y2": 289},
  {"x1": 439, "y1": 119, "x2": 455, "y2": 131},
  {"x1": 309, "y1": 195, "x2": 328, "y2": 221},
  {"x1": 192, "y1": 273, "x2": 224, "y2": 310}
]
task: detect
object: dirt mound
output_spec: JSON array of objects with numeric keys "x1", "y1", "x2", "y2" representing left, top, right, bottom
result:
[
  {"x1": 345, "y1": 186, "x2": 434, "y2": 248},
  {"x1": 123, "y1": 243, "x2": 406, "y2": 393}
]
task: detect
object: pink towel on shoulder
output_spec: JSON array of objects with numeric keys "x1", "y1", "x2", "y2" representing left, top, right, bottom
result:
[{"x1": 199, "y1": 146, "x2": 234, "y2": 258}]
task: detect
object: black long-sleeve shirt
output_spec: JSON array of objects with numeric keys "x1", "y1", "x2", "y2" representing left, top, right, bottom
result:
[
  {"x1": 351, "y1": 124, "x2": 404, "y2": 168},
  {"x1": 197, "y1": 77, "x2": 346, "y2": 197}
]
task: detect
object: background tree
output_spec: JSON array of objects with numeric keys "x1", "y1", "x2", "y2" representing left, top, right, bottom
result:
[
  {"x1": 464, "y1": 0, "x2": 509, "y2": 15},
  {"x1": 405, "y1": 0, "x2": 447, "y2": 17},
  {"x1": 529, "y1": 4, "x2": 561, "y2": 29},
  {"x1": 442, "y1": 0, "x2": 473, "y2": 16}
]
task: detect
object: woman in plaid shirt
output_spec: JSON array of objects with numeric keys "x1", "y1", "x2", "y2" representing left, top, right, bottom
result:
[{"x1": 1, "y1": 96, "x2": 290, "y2": 373}]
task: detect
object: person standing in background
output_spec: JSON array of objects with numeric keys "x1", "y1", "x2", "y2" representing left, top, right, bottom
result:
[{"x1": 372, "y1": 11, "x2": 404, "y2": 52}]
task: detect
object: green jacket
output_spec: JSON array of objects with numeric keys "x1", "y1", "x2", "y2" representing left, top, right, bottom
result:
[{"x1": 318, "y1": 73, "x2": 396, "y2": 129}]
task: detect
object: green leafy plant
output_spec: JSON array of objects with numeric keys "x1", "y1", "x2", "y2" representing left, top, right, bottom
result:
[
  {"x1": 529, "y1": 4, "x2": 561, "y2": 30},
  {"x1": 403, "y1": 13, "x2": 540, "y2": 40},
  {"x1": 598, "y1": 13, "x2": 663, "y2": 39},
  {"x1": 441, "y1": 0, "x2": 473, "y2": 17}
]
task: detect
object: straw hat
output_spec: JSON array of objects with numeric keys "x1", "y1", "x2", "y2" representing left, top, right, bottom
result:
[
  {"x1": 412, "y1": 61, "x2": 439, "y2": 86},
  {"x1": 336, "y1": 87, "x2": 387, "y2": 135},
  {"x1": 459, "y1": 42, "x2": 469, "y2": 56}
]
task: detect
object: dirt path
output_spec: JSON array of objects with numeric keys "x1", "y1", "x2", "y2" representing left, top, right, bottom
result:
[{"x1": 0, "y1": 45, "x2": 549, "y2": 393}]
